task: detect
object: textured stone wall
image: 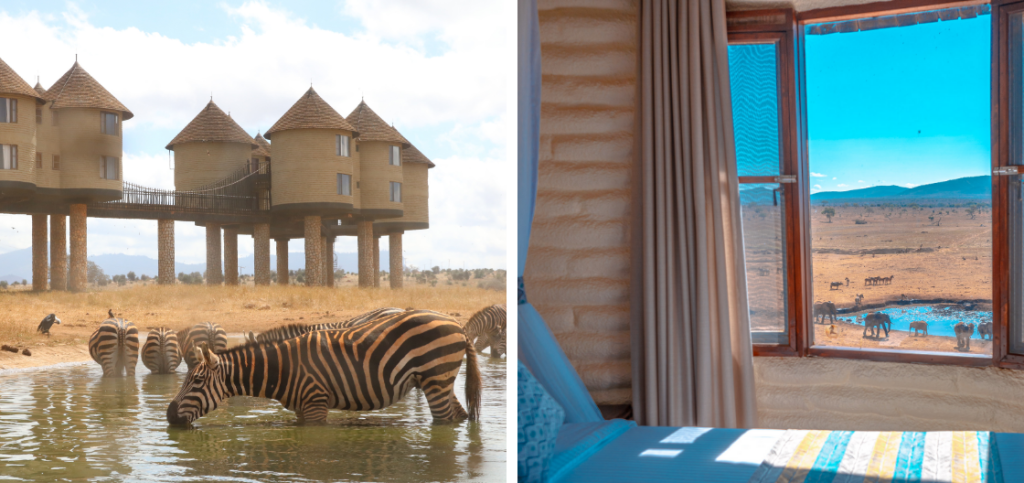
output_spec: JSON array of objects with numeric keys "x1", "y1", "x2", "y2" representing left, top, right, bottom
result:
[
  {"x1": 754, "y1": 357, "x2": 1024, "y2": 432},
  {"x1": 253, "y1": 223, "x2": 270, "y2": 286},
  {"x1": 270, "y1": 128, "x2": 358, "y2": 208},
  {"x1": 205, "y1": 223, "x2": 222, "y2": 285},
  {"x1": 173, "y1": 142, "x2": 252, "y2": 191},
  {"x1": 158, "y1": 219, "x2": 175, "y2": 285},
  {"x1": 56, "y1": 108, "x2": 122, "y2": 194},
  {"x1": 223, "y1": 226, "x2": 238, "y2": 285},
  {"x1": 373, "y1": 235, "x2": 381, "y2": 288},
  {"x1": 34, "y1": 97, "x2": 60, "y2": 190},
  {"x1": 524, "y1": 0, "x2": 639, "y2": 407},
  {"x1": 276, "y1": 239, "x2": 289, "y2": 285},
  {"x1": 68, "y1": 204, "x2": 87, "y2": 292},
  {"x1": 49, "y1": 215, "x2": 66, "y2": 291},
  {"x1": 389, "y1": 232, "x2": 403, "y2": 289},
  {"x1": 32, "y1": 215, "x2": 47, "y2": 291},
  {"x1": 304, "y1": 216, "x2": 322, "y2": 287},
  {"x1": 325, "y1": 236, "x2": 335, "y2": 288},
  {"x1": 358, "y1": 221, "x2": 374, "y2": 288},
  {"x1": 357, "y1": 142, "x2": 403, "y2": 212}
]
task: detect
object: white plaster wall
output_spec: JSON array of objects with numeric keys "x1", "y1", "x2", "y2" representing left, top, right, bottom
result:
[{"x1": 755, "y1": 357, "x2": 1024, "y2": 432}]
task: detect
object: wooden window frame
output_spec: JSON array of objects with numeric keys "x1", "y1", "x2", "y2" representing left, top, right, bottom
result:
[
  {"x1": 732, "y1": 1, "x2": 1007, "y2": 367},
  {"x1": 35, "y1": 152, "x2": 42, "y2": 169},
  {"x1": 100, "y1": 112, "x2": 119, "y2": 136},
  {"x1": 52, "y1": 154, "x2": 60, "y2": 170}
]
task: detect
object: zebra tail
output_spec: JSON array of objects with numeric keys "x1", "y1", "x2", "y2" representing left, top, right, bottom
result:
[
  {"x1": 464, "y1": 336, "x2": 482, "y2": 421},
  {"x1": 114, "y1": 323, "x2": 127, "y2": 375}
]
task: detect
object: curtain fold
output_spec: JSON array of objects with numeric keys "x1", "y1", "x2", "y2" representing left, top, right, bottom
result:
[
  {"x1": 630, "y1": 0, "x2": 758, "y2": 429},
  {"x1": 517, "y1": 0, "x2": 603, "y2": 424}
]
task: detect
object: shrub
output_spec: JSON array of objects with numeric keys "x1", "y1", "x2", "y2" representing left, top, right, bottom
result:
[{"x1": 854, "y1": 219, "x2": 868, "y2": 225}]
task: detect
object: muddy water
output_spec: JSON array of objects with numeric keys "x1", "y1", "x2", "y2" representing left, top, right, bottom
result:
[{"x1": 0, "y1": 357, "x2": 505, "y2": 482}]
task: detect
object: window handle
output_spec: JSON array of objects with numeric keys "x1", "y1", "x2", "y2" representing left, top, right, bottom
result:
[
  {"x1": 993, "y1": 166, "x2": 1019, "y2": 176},
  {"x1": 775, "y1": 175, "x2": 797, "y2": 184}
]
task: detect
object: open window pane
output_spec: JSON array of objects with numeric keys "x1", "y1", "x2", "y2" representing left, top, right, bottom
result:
[
  {"x1": 1008, "y1": 9, "x2": 1024, "y2": 356},
  {"x1": 740, "y1": 183, "x2": 789, "y2": 343},
  {"x1": 805, "y1": 6, "x2": 992, "y2": 356}
]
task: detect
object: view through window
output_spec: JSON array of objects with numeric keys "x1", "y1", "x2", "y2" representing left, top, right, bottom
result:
[{"x1": 805, "y1": 6, "x2": 992, "y2": 356}]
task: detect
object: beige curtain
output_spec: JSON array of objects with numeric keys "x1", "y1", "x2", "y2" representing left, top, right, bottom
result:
[{"x1": 630, "y1": 0, "x2": 757, "y2": 428}]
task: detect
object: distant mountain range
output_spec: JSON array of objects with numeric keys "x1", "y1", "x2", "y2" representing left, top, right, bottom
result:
[
  {"x1": 810, "y1": 175, "x2": 991, "y2": 201},
  {"x1": 0, "y1": 248, "x2": 390, "y2": 283}
]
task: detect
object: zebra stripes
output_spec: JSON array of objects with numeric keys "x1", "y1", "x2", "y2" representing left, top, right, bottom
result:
[
  {"x1": 465, "y1": 304, "x2": 506, "y2": 358},
  {"x1": 142, "y1": 327, "x2": 182, "y2": 374},
  {"x1": 88, "y1": 318, "x2": 140, "y2": 378},
  {"x1": 179, "y1": 322, "x2": 228, "y2": 370},
  {"x1": 167, "y1": 309, "x2": 481, "y2": 425},
  {"x1": 253, "y1": 307, "x2": 404, "y2": 344}
]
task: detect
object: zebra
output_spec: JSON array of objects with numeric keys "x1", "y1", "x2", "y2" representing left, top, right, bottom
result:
[
  {"x1": 252, "y1": 307, "x2": 404, "y2": 344},
  {"x1": 464, "y1": 304, "x2": 506, "y2": 358},
  {"x1": 167, "y1": 309, "x2": 481, "y2": 426},
  {"x1": 88, "y1": 318, "x2": 140, "y2": 377},
  {"x1": 142, "y1": 327, "x2": 182, "y2": 374},
  {"x1": 179, "y1": 321, "x2": 228, "y2": 370}
]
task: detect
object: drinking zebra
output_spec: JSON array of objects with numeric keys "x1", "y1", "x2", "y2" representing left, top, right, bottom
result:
[
  {"x1": 179, "y1": 321, "x2": 228, "y2": 370},
  {"x1": 88, "y1": 318, "x2": 140, "y2": 378},
  {"x1": 142, "y1": 327, "x2": 182, "y2": 374},
  {"x1": 465, "y1": 304, "x2": 506, "y2": 358},
  {"x1": 251, "y1": 307, "x2": 404, "y2": 344},
  {"x1": 167, "y1": 309, "x2": 481, "y2": 425}
]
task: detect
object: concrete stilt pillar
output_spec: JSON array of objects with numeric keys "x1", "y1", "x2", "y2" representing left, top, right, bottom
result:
[
  {"x1": 325, "y1": 236, "x2": 335, "y2": 288},
  {"x1": 373, "y1": 235, "x2": 381, "y2": 288},
  {"x1": 276, "y1": 239, "x2": 289, "y2": 285},
  {"x1": 206, "y1": 223, "x2": 222, "y2": 285},
  {"x1": 357, "y1": 221, "x2": 373, "y2": 288},
  {"x1": 68, "y1": 204, "x2": 87, "y2": 292},
  {"x1": 389, "y1": 232, "x2": 403, "y2": 289},
  {"x1": 158, "y1": 219, "x2": 175, "y2": 285},
  {"x1": 223, "y1": 226, "x2": 238, "y2": 286},
  {"x1": 50, "y1": 215, "x2": 66, "y2": 291},
  {"x1": 304, "y1": 216, "x2": 322, "y2": 287},
  {"x1": 254, "y1": 224, "x2": 270, "y2": 286},
  {"x1": 32, "y1": 215, "x2": 48, "y2": 292}
]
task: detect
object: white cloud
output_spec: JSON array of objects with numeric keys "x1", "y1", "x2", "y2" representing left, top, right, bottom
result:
[
  {"x1": 814, "y1": 184, "x2": 822, "y2": 189},
  {"x1": 810, "y1": 172, "x2": 826, "y2": 178},
  {"x1": 858, "y1": 180, "x2": 864, "y2": 183},
  {"x1": 903, "y1": 183, "x2": 918, "y2": 188},
  {"x1": 0, "y1": 1, "x2": 508, "y2": 270},
  {"x1": 831, "y1": 177, "x2": 836, "y2": 180},
  {"x1": 837, "y1": 184, "x2": 847, "y2": 187}
]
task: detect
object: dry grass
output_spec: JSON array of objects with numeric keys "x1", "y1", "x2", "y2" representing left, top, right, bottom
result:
[{"x1": 0, "y1": 284, "x2": 506, "y2": 350}]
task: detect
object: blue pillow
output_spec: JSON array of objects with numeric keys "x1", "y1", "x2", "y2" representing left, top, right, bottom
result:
[{"x1": 518, "y1": 361, "x2": 565, "y2": 482}]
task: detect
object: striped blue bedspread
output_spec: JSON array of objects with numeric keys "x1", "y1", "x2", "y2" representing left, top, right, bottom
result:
[{"x1": 747, "y1": 430, "x2": 1002, "y2": 483}]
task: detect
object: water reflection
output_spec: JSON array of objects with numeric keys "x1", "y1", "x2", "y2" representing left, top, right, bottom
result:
[{"x1": 0, "y1": 358, "x2": 506, "y2": 482}]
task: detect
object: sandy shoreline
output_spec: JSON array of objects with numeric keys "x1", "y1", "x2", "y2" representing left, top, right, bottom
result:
[{"x1": 813, "y1": 320, "x2": 992, "y2": 355}]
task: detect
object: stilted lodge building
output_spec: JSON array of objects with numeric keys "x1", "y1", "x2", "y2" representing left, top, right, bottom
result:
[{"x1": 0, "y1": 56, "x2": 432, "y2": 291}]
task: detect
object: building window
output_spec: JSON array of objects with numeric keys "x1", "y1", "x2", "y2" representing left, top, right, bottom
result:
[
  {"x1": 0, "y1": 145, "x2": 17, "y2": 170},
  {"x1": 36, "y1": 107, "x2": 42, "y2": 124},
  {"x1": 250, "y1": 157, "x2": 260, "y2": 173},
  {"x1": 389, "y1": 145, "x2": 401, "y2": 166},
  {"x1": 390, "y1": 181, "x2": 401, "y2": 202},
  {"x1": 35, "y1": 152, "x2": 42, "y2": 169},
  {"x1": 101, "y1": 112, "x2": 119, "y2": 135},
  {"x1": 0, "y1": 98, "x2": 17, "y2": 123},
  {"x1": 100, "y1": 156, "x2": 119, "y2": 180},
  {"x1": 337, "y1": 135, "x2": 350, "y2": 157},
  {"x1": 52, "y1": 155, "x2": 60, "y2": 170},
  {"x1": 337, "y1": 173, "x2": 351, "y2": 196}
]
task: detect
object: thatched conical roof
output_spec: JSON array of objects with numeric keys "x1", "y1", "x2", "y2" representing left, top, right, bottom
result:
[
  {"x1": 347, "y1": 100, "x2": 409, "y2": 147},
  {"x1": 253, "y1": 132, "x2": 272, "y2": 157},
  {"x1": 45, "y1": 61, "x2": 133, "y2": 119},
  {"x1": 166, "y1": 100, "x2": 257, "y2": 150},
  {"x1": 402, "y1": 144, "x2": 435, "y2": 168},
  {"x1": 33, "y1": 80, "x2": 47, "y2": 97},
  {"x1": 0, "y1": 57, "x2": 43, "y2": 101},
  {"x1": 265, "y1": 87, "x2": 357, "y2": 139}
]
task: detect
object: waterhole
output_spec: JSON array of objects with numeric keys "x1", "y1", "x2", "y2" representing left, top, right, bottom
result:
[{"x1": 0, "y1": 357, "x2": 505, "y2": 482}]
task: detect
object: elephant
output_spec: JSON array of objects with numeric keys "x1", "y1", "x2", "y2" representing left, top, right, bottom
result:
[
  {"x1": 909, "y1": 321, "x2": 928, "y2": 337},
  {"x1": 954, "y1": 322, "x2": 976, "y2": 351},
  {"x1": 863, "y1": 312, "x2": 891, "y2": 338},
  {"x1": 813, "y1": 302, "x2": 837, "y2": 325},
  {"x1": 978, "y1": 321, "x2": 993, "y2": 341}
]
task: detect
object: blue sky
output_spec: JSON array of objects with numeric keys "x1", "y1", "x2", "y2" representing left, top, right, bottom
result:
[
  {"x1": 805, "y1": 14, "x2": 991, "y2": 193},
  {"x1": 0, "y1": 1, "x2": 508, "y2": 270}
]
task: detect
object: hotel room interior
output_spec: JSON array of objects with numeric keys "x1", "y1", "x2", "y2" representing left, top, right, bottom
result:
[{"x1": 517, "y1": 0, "x2": 1024, "y2": 480}]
